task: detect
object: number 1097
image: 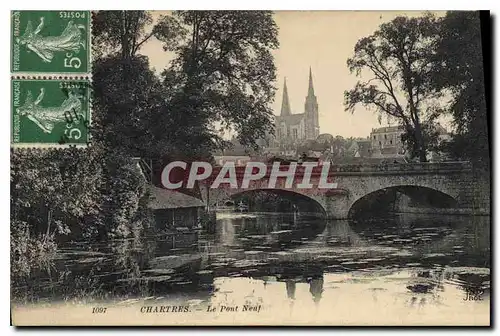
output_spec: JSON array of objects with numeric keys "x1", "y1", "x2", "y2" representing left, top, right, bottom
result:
[{"x1": 92, "y1": 307, "x2": 107, "y2": 314}]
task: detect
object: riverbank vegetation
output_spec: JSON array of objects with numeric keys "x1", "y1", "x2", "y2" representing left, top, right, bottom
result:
[
  {"x1": 11, "y1": 11, "x2": 279, "y2": 280},
  {"x1": 344, "y1": 11, "x2": 489, "y2": 166},
  {"x1": 11, "y1": 11, "x2": 489, "y2": 283}
]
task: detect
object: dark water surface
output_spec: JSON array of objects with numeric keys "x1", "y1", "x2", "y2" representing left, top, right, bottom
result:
[{"x1": 13, "y1": 212, "x2": 490, "y2": 324}]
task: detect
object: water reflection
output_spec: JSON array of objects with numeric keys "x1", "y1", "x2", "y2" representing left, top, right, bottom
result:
[{"x1": 12, "y1": 211, "x2": 490, "y2": 324}]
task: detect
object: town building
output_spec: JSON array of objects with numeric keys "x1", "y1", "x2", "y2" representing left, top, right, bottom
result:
[
  {"x1": 213, "y1": 137, "x2": 252, "y2": 166},
  {"x1": 436, "y1": 124, "x2": 451, "y2": 143},
  {"x1": 133, "y1": 159, "x2": 206, "y2": 233},
  {"x1": 148, "y1": 185, "x2": 205, "y2": 232},
  {"x1": 213, "y1": 153, "x2": 251, "y2": 167},
  {"x1": 274, "y1": 68, "x2": 320, "y2": 143},
  {"x1": 370, "y1": 125, "x2": 406, "y2": 159},
  {"x1": 351, "y1": 139, "x2": 372, "y2": 158},
  {"x1": 368, "y1": 124, "x2": 450, "y2": 160}
]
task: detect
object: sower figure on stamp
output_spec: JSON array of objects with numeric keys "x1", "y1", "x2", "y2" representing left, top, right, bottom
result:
[
  {"x1": 18, "y1": 88, "x2": 83, "y2": 134},
  {"x1": 17, "y1": 17, "x2": 86, "y2": 63}
]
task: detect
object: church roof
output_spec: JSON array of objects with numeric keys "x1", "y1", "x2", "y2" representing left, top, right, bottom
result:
[
  {"x1": 148, "y1": 186, "x2": 205, "y2": 210},
  {"x1": 435, "y1": 123, "x2": 448, "y2": 135},
  {"x1": 275, "y1": 113, "x2": 304, "y2": 125}
]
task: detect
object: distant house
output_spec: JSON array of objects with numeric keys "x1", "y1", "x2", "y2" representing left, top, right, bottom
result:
[
  {"x1": 305, "y1": 150, "x2": 322, "y2": 159},
  {"x1": 370, "y1": 126, "x2": 405, "y2": 159},
  {"x1": 435, "y1": 123, "x2": 452, "y2": 143},
  {"x1": 213, "y1": 138, "x2": 253, "y2": 166},
  {"x1": 213, "y1": 155, "x2": 251, "y2": 167},
  {"x1": 148, "y1": 186, "x2": 205, "y2": 231},
  {"x1": 281, "y1": 148, "x2": 298, "y2": 158},
  {"x1": 263, "y1": 147, "x2": 282, "y2": 156},
  {"x1": 353, "y1": 140, "x2": 372, "y2": 158}
]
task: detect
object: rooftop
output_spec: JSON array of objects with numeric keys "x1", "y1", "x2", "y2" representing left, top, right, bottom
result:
[
  {"x1": 148, "y1": 185, "x2": 205, "y2": 210},
  {"x1": 371, "y1": 126, "x2": 405, "y2": 134},
  {"x1": 275, "y1": 113, "x2": 305, "y2": 125}
]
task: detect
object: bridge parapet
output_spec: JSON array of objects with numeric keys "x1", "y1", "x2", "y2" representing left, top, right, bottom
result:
[
  {"x1": 324, "y1": 161, "x2": 472, "y2": 175},
  {"x1": 194, "y1": 160, "x2": 483, "y2": 219},
  {"x1": 209, "y1": 161, "x2": 472, "y2": 177}
]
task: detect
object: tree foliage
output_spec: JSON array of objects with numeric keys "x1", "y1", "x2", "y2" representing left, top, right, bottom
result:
[
  {"x1": 344, "y1": 15, "x2": 442, "y2": 162},
  {"x1": 92, "y1": 55, "x2": 164, "y2": 156},
  {"x1": 11, "y1": 148, "x2": 103, "y2": 238},
  {"x1": 432, "y1": 11, "x2": 489, "y2": 168},
  {"x1": 400, "y1": 122, "x2": 440, "y2": 159},
  {"x1": 92, "y1": 11, "x2": 156, "y2": 60},
  {"x1": 160, "y1": 11, "x2": 279, "y2": 153},
  {"x1": 11, "y1": 10, "x2": 281, "y2": 267},
  {"x1": 91, "y1": 11, "x2": 160, "y2": 238},
  {"x1": 11, "y1": 147, "x2": 104, "y2": 279}
]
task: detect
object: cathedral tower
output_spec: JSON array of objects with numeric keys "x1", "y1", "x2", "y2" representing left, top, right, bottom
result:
[
  {"x1": 304, "y1": 67, "x2": 319, "y2": 140},
  {"x1": 280, "y1": 78, "x2": 292, "y2": 116}
]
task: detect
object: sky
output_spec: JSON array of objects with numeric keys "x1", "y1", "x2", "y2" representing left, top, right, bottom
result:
[{"x1": 141, "y1": 11, "x2": 446, "y2": 139}]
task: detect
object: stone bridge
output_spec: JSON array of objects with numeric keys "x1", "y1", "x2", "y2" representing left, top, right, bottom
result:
[{"x1": 196, "y1": 161, "x2": 489, "y2": 219}]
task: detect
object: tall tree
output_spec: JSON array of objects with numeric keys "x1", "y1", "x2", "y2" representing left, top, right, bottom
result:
[
  {"x1": 93, "y1": 55, "x2": 164, "y2": 156},
  {"x1": 92, "y1": 11, "x2": 156, "y2": 60},
  {"x1": 432, "y1": 11, "x2": 489, "y2": 168},
  {"x1": 92, "y1": 10, "x2": 170, "y2": 156},
  {"x1": 157, "y1": 11, "x2": 279, "y2": 155},
  {"x1": 92, "y1": 11, "x2": 163, "y2": 237},
  {"x1": 344, "y1": 15, "x2": 441, "y2": 162}
]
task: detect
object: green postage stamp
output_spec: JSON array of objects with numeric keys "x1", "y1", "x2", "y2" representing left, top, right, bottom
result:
[
  {"x1": 11, "y1": 10, "x2": 92, "y2": 147},
  {"x1": 11, "y1": 10, "x2": 91, "y2": 73},
  {"x1": 11, "y1": 79, "x2": 91, "y2": 147}
]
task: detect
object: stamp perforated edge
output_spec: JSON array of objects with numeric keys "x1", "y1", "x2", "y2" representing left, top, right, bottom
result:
[
  {"x1": 11, "y1": 10, "x2": 92, "y2": 75},
  {"x1": 11, "y1": 10, "x2": 93, "y2": 150},
  {"x1": 10, "y1": 75, "x2": 93, "y2": 149}
]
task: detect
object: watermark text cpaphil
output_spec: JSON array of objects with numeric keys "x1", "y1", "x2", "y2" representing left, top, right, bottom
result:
[{"x1": 161, "y1": 161, "x2": 339, "y2": 190}]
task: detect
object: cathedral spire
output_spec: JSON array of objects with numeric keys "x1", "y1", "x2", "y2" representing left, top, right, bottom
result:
[
  {"x1": 304, "y1": 67, "x2": 319, "y2": 139},
  {"x1": 308, "y1": 67, "x2": 315, "y2": 97},
  {"x1": 280, "y1": 77, "x2": 291, "y2": 116}
]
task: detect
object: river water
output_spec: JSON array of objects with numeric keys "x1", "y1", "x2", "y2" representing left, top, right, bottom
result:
[{"x1": 12, "y1": 212, "x2": 490, "y2": 325}]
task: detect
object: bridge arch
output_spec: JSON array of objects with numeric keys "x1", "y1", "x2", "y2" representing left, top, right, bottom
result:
[
  {"x1": 347, "y1": 185, "x2": 459, "y2": 218},
  {"x1": 212, "y1": 188, "x2": 328, "y2": 217}
]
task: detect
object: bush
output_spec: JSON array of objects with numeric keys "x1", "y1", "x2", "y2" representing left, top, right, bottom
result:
[{"x1": 11, "y1": 220, "x2": 57, "y2": 279}]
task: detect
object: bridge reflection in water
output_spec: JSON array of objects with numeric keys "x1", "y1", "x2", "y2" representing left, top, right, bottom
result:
[
  {"x1": 199, "y1": 212, "x2": 489, "y2": 323},
  {"x1": 12, "y1": 209, "x2": 490, "y2": 325}
]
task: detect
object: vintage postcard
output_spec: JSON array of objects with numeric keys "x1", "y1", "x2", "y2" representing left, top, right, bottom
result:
[{"x1": 10, "y1": 10, "x2": 491, "y2": 326}]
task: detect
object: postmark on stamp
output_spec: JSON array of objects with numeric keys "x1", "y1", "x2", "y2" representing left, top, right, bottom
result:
[
  {"x1": 11, "y1": 78, "x2": 91, "y2": 147},
  {"x1": 11, "y1": 11, "x2": 91, "y2": 74}
]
